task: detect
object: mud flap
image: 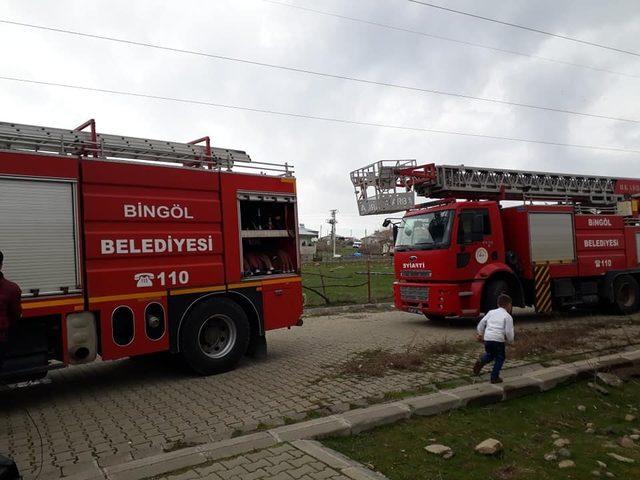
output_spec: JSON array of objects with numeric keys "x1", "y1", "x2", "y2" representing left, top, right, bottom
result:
[{"x1": 246, "y1": 333, "x2": 267, "y2": 359}]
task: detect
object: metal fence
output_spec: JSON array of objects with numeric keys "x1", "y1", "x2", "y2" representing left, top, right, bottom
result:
[{"x1": 302, "y1": 259, "x2": 395, "y2": 306}]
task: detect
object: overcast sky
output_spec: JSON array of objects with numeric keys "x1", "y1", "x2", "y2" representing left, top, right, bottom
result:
[{"x1": 2, "y1": 0, "x2": 640, "y2": 238}]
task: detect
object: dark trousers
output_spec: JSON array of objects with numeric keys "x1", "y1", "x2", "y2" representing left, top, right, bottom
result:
[{"x1": 480, "y1": 341, "x2": 506, "y2": 381}]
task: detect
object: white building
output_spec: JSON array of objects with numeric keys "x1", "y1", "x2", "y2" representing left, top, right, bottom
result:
[{"x1": 299, "y1": 224, "x2": 319, "y2": 260}]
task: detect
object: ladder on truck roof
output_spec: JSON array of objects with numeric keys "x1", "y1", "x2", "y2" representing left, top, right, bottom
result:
[
  {"x1": 0, "y1": 120, "x2": 294, "y2": 176},
  {"x1": 351, "y1": 160, "x2": 640, "y2": 215}
]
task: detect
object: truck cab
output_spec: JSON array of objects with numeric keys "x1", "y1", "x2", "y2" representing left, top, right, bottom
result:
[{"x1": 393, "y1": 200, "x2": 518, "y2": 319}]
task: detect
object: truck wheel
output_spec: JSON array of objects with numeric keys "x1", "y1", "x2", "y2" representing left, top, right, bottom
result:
[
  {"x1": 482, "y1": 279, "x2": 509, "y2": 313},
  {"x1": 180, "y1": 298, "x2": 250, "y2": 375},
  {"x1": 613, "y1": 275, "x2": 640, "y2": 315}
]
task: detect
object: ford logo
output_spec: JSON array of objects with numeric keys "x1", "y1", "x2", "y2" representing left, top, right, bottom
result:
[{"x1": 409, "y1": 255, "x2": 417, "y2": 262}]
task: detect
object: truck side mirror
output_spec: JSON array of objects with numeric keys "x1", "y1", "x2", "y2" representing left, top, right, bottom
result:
[{"x1": 392, "y1": 225, "x2": 399, "y2": 243}]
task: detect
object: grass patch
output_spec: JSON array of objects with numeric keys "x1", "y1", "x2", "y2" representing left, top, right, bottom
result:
[
  {"x1": 339, "y1": 338, "x2": 470, "y2": 378},
  {"x1": 302, "y1": 259, "x2": 394, "y2": 307},
  {"x1": 324, "y1": 379, "x2": 640, "y2": 480},
  {"x1": 305, "y1": 409, "x2": 323, "y2": 420}
]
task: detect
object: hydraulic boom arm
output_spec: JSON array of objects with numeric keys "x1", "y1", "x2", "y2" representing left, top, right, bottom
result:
[{"x1": 351, "y1": 160, "x2": 640, "y2": 215}]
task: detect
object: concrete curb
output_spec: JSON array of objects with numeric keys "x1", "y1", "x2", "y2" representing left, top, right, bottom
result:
[
  {"x1": 292, "y1": 440, "x2": 389, "y2": 479},
  {"x1": 84, "y1": 348, "x2": 640, "y2": 480}
]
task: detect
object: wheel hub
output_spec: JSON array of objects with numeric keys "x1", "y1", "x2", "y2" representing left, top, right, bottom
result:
[{"x1": 198, "y1": 315, "x2": 237, "y2": 359}]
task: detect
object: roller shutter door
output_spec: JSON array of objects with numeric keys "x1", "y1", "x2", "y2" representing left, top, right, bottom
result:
[
  {"x1": 0, "y1": 177, "x2": 79, "y2": 295},
  {"x1": 528, "y1": 212, "x2": 576, "y2": 263}
]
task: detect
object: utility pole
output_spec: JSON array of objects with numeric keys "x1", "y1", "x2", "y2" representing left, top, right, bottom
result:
[{"x1": 327, "y1": 209, "x2": 338, "y2": 258}]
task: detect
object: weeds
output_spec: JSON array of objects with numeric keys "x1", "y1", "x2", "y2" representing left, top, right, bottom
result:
[
  {"x1": 162, "y1": 439, "x2": 201, "y2": 452},
  {"x1": 509, "y1": 322, "x2": 640, "y2": 360},
  {"x1": 340, "y1": 337, "x2": 469, "y2": 377}
]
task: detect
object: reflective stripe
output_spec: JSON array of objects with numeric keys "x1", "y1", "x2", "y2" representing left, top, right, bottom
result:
[
  {"x1": 23, "y1": 297, "x2": 83, "y2": 310},
  {"x1": 534, "y1": 263, "x2": 553, "y2": 313},
  {"x1": 89, "y1": 291, "x2": 166, "y2": 304}
]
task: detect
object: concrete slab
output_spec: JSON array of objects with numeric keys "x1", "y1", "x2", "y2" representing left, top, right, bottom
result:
[
  {"x1": 501, "y1": 376, "x2": 543, "y2": 400},
  {"x1": 268, "y1": 415, "x2": 351, "y2": 442},
  {"x1": 342, "y1": 466, "x2": 390, "y2": 479},
  {"x1": 567, "y1": 359, "x2": 601, "y2": 378},
  {"x1": 402, "y1": 392, "x2": 461, "y2": 416},
  {"x1": 196, "y1": 432, "x2": 277, "y2": 461},
  {"x1": 591, "y1": 353, "x2": 633, "y2": 370},
  {"x1": 501, "y1": 363, "x2": 545, "y2": 378},
  {"x1": 292, "y1": 440, "x2": 354, "y2": 469},
  {"x1": 448, "y1": 383, "x2": 504, "y2": 407},
  {"x1": 340, "y1": 402, "x2": 412, "y2": 435},
  {"x1": 620, "y1": 349, "x2": 640, "y2": 364},
  {"x1": 527, "y1": 367, "x2": 576, "y2": 391}
]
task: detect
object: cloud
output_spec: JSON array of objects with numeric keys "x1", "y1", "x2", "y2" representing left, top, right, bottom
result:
[{"x1": 1, "y1": 0, "x2": 639, "y2": 237}]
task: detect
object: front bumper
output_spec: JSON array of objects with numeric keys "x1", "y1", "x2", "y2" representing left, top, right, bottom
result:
[{"x1": 393, "y1": 281, "x2": 463, "y2": 316}]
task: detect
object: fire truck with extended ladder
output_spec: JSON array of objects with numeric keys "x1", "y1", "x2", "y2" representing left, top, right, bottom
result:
[
  {"x1": 351, "y1": 160, "x2": 640, "y2": 320},
  {"x1": 0, "y1": 119, "x2": 303, "y2": 382}
]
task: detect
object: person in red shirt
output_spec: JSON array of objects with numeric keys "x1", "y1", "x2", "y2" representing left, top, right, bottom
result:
[{"x1": 0, "y1": 251, "x2": 22, "y2": 366}]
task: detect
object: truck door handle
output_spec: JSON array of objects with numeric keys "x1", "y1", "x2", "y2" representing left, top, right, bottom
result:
[{"x1": 274, "y1": 289, "x2": 284, "y2": 296}]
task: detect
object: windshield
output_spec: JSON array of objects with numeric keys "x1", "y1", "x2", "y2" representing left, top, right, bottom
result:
[{"x1": 395, "y1": 210, "x2": 453, "y2": 251}]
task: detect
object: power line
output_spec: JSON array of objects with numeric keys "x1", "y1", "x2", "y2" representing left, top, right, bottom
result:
[
  {"x1": 263, "y1": 0, "x2": 640, "y2": 80},
  {"x1": 408, "y1": 0, "x2": 640, "y2": 58},
  {"x1": 1, "y1": 75, "x2": 639, "y2": 155},
  {"x1": 1, "y1": 19, "x2": 638, "y2": 124}
]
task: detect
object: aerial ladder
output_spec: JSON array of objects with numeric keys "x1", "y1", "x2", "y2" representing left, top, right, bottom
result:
[{"x1": 351, "y1": 160, "x2": 640, "y2": 216}]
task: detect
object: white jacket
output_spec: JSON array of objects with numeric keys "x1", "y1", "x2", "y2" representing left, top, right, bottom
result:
[{"x1": 477, "y1": 307, "x2": 514, "y2": 343}]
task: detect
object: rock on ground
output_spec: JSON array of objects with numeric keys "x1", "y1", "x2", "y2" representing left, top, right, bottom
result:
[
  {"x1": 558, "y1": 460, "x2": 575, "y2": 469},
  {"x1": 625, "y1": 414, "x2": 636, "y2": 422},
  {"x1": 424, "y1": 444, "x2": 454, "y2": 459},
  {"x1": 588, "y1": 382, "x2": 610, "y2": 395},
  {"x1": 553, "y1": 438, "x2": 571, "y2": 448},
  {"x1": 607, "y1": 453, "x2": 635, "y2": 464},
  {"x1": 618, "y1": 436, "x2": 636, "y2": 448},
  {"x1": 596, "y1": 460, "x2": 607, "y2": 469},
  {"x1": 578, "y1": 405, "x2": 587, "y2": 412},
  {"x1": 596, "y1": 372, "x2": 623, "y2": 388},
  {"x1": 544, "y1": 452, "x2": 557, "y2": 462},
  {"x1": 557, "y1": 447, "x2": 572, "y2": 458},
  {"x1": 474, "y1": 438, "x2": 503, "y2": 455}
]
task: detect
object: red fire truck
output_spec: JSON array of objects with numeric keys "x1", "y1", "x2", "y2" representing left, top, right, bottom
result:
[
  {"x1": 351, "y1": 161, "x2": 640, "y2": 320},
  {"x1": 0, "y1": 120, "x2": 303, "y2": 382}
]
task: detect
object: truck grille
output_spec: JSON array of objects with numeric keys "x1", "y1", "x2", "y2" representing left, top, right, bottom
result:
[
  {"x1": 400, "y1": 286, "x2": 429, "y2": 302},
  {"x1": 401, "y1": 269, "x2": 432, "y2": 278}
]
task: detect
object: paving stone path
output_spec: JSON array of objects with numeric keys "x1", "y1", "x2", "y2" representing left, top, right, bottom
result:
[
  {"x1": 1, "y1": 308, "x2": 638, "y2": 479},
  {"x1": 158, "y1": 443, "x2": 361, "y2": 480}
]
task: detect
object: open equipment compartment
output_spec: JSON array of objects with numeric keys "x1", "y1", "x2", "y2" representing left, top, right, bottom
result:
[{"x1": 238, "y1": 192, "x2": 299, "y2": 277}]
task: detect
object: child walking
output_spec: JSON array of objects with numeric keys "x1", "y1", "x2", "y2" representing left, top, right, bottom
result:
[{"x1": 473, "y1": 294, "x2": 514, "y2": 384}]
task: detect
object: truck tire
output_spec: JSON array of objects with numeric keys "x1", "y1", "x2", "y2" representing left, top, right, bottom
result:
[
  {"x1": 179, "y1": 298, "x2": 250, "y2": 375},
  {"x1": 482, "y1": 279, "x2": 509, "y2": 313},
  {"x1": 613, "y1": 275, "x2": 640, "y2": 315}
]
